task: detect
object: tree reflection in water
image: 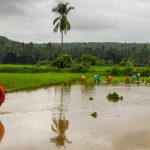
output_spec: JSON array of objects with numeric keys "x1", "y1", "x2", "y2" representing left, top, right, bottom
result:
[
  {"x1": 50, "y1": 86, "x2": 72, "y2": 147},
  {"x1": 0, "y1": 121, "x2": 5, "y2": 143}
]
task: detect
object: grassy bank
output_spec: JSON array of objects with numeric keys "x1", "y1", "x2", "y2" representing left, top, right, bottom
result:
[
  {"x1": 0, "y1": 65, "x2": 150, "y2": 93},
  {"x1": 0, "y1": 73, "x2": 81, "y2": 93},
  {"x1": 0, "y1": 73, "x2": 150, "y2": 93}
]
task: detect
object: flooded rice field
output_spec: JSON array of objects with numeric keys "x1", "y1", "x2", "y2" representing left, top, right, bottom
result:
[{"x1": 0, "y1": 84, "x2": 150, "y2": 150}]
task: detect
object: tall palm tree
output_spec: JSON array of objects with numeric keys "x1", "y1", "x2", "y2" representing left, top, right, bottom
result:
[{"x1": 52, "y1": 3, "x2": 74, "y2": 55}]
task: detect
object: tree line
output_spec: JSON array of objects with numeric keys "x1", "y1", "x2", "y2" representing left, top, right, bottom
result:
[{"x1": 0, "y1": 36, "x2": 150, "y2": 66}]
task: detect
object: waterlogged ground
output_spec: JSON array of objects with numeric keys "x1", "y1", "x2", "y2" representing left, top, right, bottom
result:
[{"x1": 0, "y1": 84, "x2": 150, "y2": 150}]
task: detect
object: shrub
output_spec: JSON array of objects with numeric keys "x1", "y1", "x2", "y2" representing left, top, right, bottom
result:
[
  {"x1": 107, "y1": 60, "x2": 114, "y2": 65},
  {"x1": 82, "y1": 54, "x2": 98, "y2": 65},
  {"x1": 111, "y1": 67, "x2": 122, "y2": 76},
  {"x1": 125, "y1": 59, "x2": 135, "y2": 67},
  {"x1": 51, "y1": 54, "x2": 73, "y2": 68},
  {"x1": 123, "y1": 67, "x2": 134, "y2": 76},
  {"x1": 36, "y1": 60, "x2": 50, "y2": 65},
  {"x1": 140, "y1": 68, "x2": 150, "y2": 77},
  {"x1": 71, "y1": 62, "x2": 90, "y2": 73}
]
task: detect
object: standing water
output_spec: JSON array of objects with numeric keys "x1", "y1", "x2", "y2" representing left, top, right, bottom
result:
[{"x1": 0, "y1": 84, "x2": 150, "y2": 150}]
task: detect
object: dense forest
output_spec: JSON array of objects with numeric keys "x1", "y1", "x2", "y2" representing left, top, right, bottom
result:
[{"x1": 0, "y1": 35, "x2": 150, "y2": 66}]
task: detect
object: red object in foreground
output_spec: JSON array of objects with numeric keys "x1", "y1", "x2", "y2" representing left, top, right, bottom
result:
[{"x1": 0, "y1": 84, "x2": 5, "y2": 106}]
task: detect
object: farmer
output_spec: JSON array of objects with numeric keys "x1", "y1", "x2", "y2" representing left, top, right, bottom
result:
[
  {"x1": 131, "y1": 74, "x2": 137, "y2": 82},
  {"x1": 80, "y1": 75, "x2": 86, "y2": 82},
  {"x1": 0, "y1": 84, "x2": 5, "y2": 107},
  {"x1": 94, "y1": 74, "x2": 100, "y2": 83},
  {"x1": 124, "y1": 76, "x2": 130, "y2": 84},
  {"x1": 107, "y1": 76, "x2": 113, "y2": 83},
  {"x1": 137, "y1": 72, "x2": 140, "y2": 81}
]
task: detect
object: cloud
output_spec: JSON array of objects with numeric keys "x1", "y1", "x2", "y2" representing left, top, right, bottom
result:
[
  {"x1": 0, "y1": 0, "x2": 25, "y2": 16},
  {"x1": 0, "y1": 0, "x2": 150, "y2": 42}
]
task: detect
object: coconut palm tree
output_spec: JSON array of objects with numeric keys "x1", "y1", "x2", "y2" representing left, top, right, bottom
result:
[{"x1": 52, "y1": 3, "x2": 74, "y2": 55}]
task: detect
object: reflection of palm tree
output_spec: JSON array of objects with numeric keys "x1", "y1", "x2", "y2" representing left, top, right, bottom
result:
[
  {"x1": 51, "y1": 116, "x2": 71, "y2": 146},
  {"x1": 0, "y1": 121, "x2": 5, "y2": 143},
  {"x1": 50, "y1": 87, "x2": 71, "y2": 147}
]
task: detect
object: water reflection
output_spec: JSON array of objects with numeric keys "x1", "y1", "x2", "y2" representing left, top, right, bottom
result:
[
  {"x1": 80, "y1": 84, "x2": 95, "y2": 94},
  {"x1": 0, "y1": 121, "x2": 5, "y2": 143},
  {"x1": 107, "y1": 82, "x2": 112, "y2": 88},
  {"x1": 50, "y1": 87, "x2": 71, "y2": 148},
  {"x1": 51, "y1": 115, "x2": 71, "y2": 147}
]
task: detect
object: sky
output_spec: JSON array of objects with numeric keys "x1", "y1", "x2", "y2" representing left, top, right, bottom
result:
[{"x1": 0, "y1": 0, "x2": 150, "y2": 43}]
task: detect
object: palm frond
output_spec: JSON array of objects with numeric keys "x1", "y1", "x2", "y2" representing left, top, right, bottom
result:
[
  {"x1": 52, "y1": 7, "x2": 59, "y2": 13},
  {"x1": 66, "y1": 7, "x2": 74, "y2": 15},
  {"x1": 53, "y1": 17, "x2": 61, "y2": 25},
  {"x1": 52, "y1": 3, "x2": 63, "y2": 14},
  {"x1": 66, "y1": 21, "x2": 71, "y2": 31},
  {"x1": 65, "y1": 3, "x2": 69, "y2": 7},
  {"x1": 53, "y1": 23, "x2": 60, "y2": 32}
]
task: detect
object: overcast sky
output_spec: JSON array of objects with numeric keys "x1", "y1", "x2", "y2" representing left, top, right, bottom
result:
[{"x1": 0, "y1": 0, "x2": 150, "y2": 43}]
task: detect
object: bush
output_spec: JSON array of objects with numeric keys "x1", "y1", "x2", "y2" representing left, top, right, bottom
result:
[
  {"x1": 51, "y1": 54, "x2": 73, "y2": 68},
  {"x1": 120, "y1": 60, "x2": 125, "y2": 66},
  {"x1": 140, "y1": 68, "x2": 150, "y2": 77},
  {"x1": 71, "y1": 62, "x2": 90, "y2": 73},
  {"x1": 125, "y1": 59, "x2": 135, "y2": 67},
  {"x1": 96, "y1": 59, "x2": 105, "y2": 66},
  {"x1": 105, "y1": 67, "x2": 122, "y2": 76},
  {"x1": 111, "y1": 67, "x2": 122, "y2": 76},
  {"x1": 123, "y1": 67, "x2": 134, "y2": 76},
  {"x1": 107, "y1": 60, "x2": 114, "y2": 65},
  {"x1": 36, "y1": 60, "x2": 50, "y2": 65},
  {"x1": 82, "y1": 54, "x2": 98, "y2": 65}
]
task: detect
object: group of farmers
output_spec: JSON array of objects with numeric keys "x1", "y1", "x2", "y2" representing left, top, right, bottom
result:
[
  {"x1": 80, "y1": 74, "x2": 113, "y2": 83},
  {"x1": 80, "y1": 72, "x2": 141, "y2": 84}
]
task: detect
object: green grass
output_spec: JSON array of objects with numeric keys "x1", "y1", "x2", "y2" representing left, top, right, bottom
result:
[
  {"x1": 0, "y1": 65, "x2": 149, "y2": 93},
  {"x1": 0, "y1": 73, "x2": 149, "y2": 93},
  {"x1": 0, "y1": 73, "x2": 81, "y2": 93},
  {"x1": 90, "y1": 66, "x2": 150, "y2": 75}
]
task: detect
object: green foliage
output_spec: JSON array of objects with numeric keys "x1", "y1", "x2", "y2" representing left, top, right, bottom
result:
[
  {"x1": 120, "y1": 60, "x2": 126, "y2": 66},
  {"x1": 1, "y1": 35, "x2": 150, "y2": 66},
  {"x1": 120, "y1": 59, "x2": 135, "y2": 67},
  {"x1": 106, "y1": 67, "x2": 134, "y2": 76},
  {"x1": 82, "y1": 54, "x2": 98, "y2": 65},
  {"x1": 140, "y1": 68, "x2": 150, "y2": 77},
  {"x1": 148, "y1": 58, "x2": 150, "y2": 66},
  {"x1": 107, "y1": 92, "x2": 123, "y2": 102},
  {"x1": 125, "y1": 59, "x2": 135, "y2": 67},
  {"x1": 106, "y1": 59, "x2": 114, "y2": 65},
  {"x1": 111, "y1": 67, "x2": 122, "y2": 76},
  {"x1": 51, "y1": 54, "x2": 73, "y2": 68},
  {"x1": 123, "y1": 67, "x2": 134, "y2": 76},
  {"x1": 96, "y1": 59, "x2": 105, "y2": 66},
  {"x1": 36, "y1": 60, "x2": 50, "y2": 65},
  {"x1": 71, "y1": 62, "x2": 90, "y2": 73}
]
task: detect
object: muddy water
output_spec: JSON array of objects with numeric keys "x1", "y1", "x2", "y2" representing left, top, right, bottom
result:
[{"x1": 0, "y1": 84, "x2": 150, "y2": 150}]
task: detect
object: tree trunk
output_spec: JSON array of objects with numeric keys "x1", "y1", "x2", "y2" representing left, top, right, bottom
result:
[
  {"x1": 61, "y1": 30, "x2": 64, "y2": 68},
  {"x1": 61, "y1": 31, "x2": 63, "y2": 55}
]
